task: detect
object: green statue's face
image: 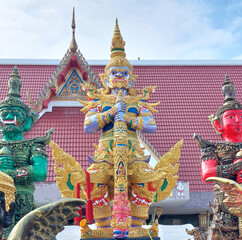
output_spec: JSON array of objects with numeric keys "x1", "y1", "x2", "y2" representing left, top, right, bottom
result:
[{"x1": 0, "y1": 106, "x2": 30, "y2": 133}]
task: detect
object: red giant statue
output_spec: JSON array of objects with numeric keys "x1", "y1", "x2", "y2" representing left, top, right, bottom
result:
[{"x1": 194, "y1": 74, "x2": 242, "y2": 239}]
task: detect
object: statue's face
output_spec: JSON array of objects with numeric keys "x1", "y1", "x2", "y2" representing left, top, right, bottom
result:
[
  {"x1": 108, "y1": 66, "x2": 131, "y2": 89},
  {"x1": 214, "y1": 109, "x2": 242, "y2": 142},
  {"x1": 0, "y1": 106, "x2": 27, "y2": 132},
  {"x1": 222, "y1": 110, "x2": 242, "y2": 135}
]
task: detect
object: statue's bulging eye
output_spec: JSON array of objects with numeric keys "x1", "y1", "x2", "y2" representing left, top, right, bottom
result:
[{"x1": 112, "y1": 71, "x2": 116, "y2": 75}]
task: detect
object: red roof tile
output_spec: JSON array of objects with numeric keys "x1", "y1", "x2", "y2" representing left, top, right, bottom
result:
[
  {"x1": 25, "y1": 107, "x2": 99, "y2": 181},
  {"x1": 1, "y1": 64, "x2": 242, "y2": 192}
]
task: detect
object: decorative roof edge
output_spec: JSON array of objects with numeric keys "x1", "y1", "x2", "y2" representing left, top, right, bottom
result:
[
  {"x1": 27, "y1": 49, "x2": 100, "y2": 113},
  {"x1": 1, "y1": 59, "x2": 242, "y2": 66},
  {"x1": 38, "y1": 100, "x2": 84, "y2": 119}
]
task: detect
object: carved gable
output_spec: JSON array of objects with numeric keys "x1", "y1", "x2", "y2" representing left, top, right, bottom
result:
[{"x1": 57, "y1": 69, "x2": 86, "y2": 100}]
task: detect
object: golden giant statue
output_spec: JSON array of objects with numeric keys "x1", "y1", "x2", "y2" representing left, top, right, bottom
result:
[{"x1": 50, "y1": 19, "x2": 183, "y2": 239}]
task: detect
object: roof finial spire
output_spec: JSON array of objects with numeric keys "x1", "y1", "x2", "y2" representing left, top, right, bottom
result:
[{"x1": 69, "y1": 7, "x2": 78, "y2": 52}]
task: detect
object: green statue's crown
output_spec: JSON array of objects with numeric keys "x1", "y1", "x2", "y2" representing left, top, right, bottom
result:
[
  {"x1": 0, "y1": 66, "x2": 38, "y2": 124},
  {"x1": 7, "y1": 66, "x2": 22, "y2": 98}
]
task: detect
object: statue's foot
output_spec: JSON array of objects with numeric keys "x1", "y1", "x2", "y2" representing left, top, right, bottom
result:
[
  {"x1": 128, "y1": 220, "x2": 159, "y2": 238},
  {"x1": 80, "y1": 219, "x2": 113, "y2": 239},
  {"x1": 80, "y1": 219, "x2": 159, "y2": 239}
]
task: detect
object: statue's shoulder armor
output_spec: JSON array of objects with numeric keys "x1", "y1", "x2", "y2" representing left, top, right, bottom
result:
[
  {"x1": 81, "y1": 99, "x2": 102, "y2": 114},
  {"x1": 194, "y1": 133, "x2": 216, "y2": 162},
  {"x1": 0, "y1": 139, "x2": 33, "y2": 148},
  {"x1": 214, "y1": 141, "x2": 241, "y2": 165},
  {"x1": 215, "y1": 141, "x2": 241, "y2": 153},
  {"x1": 137, "y1": 99, "x2": 159, "y2": 114},
  {"x1": 126, "y1": 100, "x2": 139, "y2": 115},
  {"x1": 102, "y1": 99, "x2": 114, "y2": 113},
  {"x1": 127, "y1": 106, "x2": 139, "y2": 115},
  {"x1": 33, "y1": 128, "x2": 54, "y2": 146}
]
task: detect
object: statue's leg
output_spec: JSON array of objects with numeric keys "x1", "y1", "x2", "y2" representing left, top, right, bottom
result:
[
  {"x1": 15, "y1": 187, "x2": 36, "y2": 221},
  {"x1": 128, "y1": 162, "x2": 157, "y2": 226},
  {"x1": 128, "y1": 162, "x2": 159, "y2": 238},
  {"x1": 81, "y1": 163, "x2": 114, "y2": 238},
  {"x1": 129, "y1": 183, "x2": 151, "y2": 227},
  {"x1": 88, "y1": 163, "x2": 113, "y2": 228},
  {"x1": 92, "y1": 183, "x2": 112, "y2": 228},
  {"x1": 128, "y1": 182, "x2": 159, "y2": 238}
]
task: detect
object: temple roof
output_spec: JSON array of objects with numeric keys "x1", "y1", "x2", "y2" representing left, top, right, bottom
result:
[{"x1": 1, "y1": 61, "x2": 242, "y2": 192}]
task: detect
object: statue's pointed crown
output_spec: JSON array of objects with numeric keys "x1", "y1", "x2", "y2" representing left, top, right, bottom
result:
[
  {"x1": 0, "y1": 66, "x2": 28, "y2": 112},
  {"x1": 8, "y1": 66, "x2": 22, "y2": 98},
  {"x1": 0, "y1": 66, "x2": 38, "y2": 123},
  {"x1": 105, "y1": 18, "x2": 133, "y2": 74},
  {"x1": 216, "y1": 74, "x2": 242, "y2": 117},
  {"x1": 110, "y1": 18, "x2": 126, "y2": 58}
]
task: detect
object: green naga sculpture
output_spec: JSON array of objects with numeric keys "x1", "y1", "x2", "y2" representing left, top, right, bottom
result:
[{"x1": 0, "y1": 66, "x2": 53, "y2": 238}]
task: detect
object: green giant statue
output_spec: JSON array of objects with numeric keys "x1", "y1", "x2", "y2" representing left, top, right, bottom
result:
[{"x1": 0, "y1": 66, "x2": 53, "y2": 238}]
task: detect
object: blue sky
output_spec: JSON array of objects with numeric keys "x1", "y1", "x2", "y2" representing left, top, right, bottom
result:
[{"x1": 0, "y1": 0, "x2": 242, "y2": 60}]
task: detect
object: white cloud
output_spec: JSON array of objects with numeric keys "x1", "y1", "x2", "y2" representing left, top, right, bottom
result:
[{"x1": 0, "y1": 0, "x2": 241, "y2": 60}]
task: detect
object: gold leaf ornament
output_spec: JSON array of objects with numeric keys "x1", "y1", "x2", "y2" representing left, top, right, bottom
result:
[
  {"x1": 154, "y1": 139, "x2": 183, "y2": 202},
  {"x1": 49, "y1": 140, "x2": 87, "y2": 199}
]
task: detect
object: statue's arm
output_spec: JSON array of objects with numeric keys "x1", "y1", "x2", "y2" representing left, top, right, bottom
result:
[
  {"x1": 201, "y1": 160, "x2": 217, "y2": 182},
  {"x1": 200, "y1": 146, "x2": 240, "y2": 181},
  {"x1": 124, "y1": 107, "x2": 157, "y2": 133},
  {"x1": 0, "y1": 144, "x2": 48, "y2": 183},
  {"x1": 216, "y1": 161, "x2": 242, "y2": 179},
  {"x1": 30, "y1": 144, "x2": 48, "y2": 182},
  {"x1": 200, "y1": 145, "x2": 218, "y2": 182},
  {"x1": 84, "y1": 105, "x2": 117, "y2": 134}
]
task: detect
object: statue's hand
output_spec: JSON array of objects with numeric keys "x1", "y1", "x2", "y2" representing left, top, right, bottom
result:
[
  {"x1": 101, "y1": 106, "x2": 118, "y2": 126},
  {"x1": 123, "y1": 114, "x2": 135, "y2": 126},
  {"x1": 114, "y1": 101, "x2": 126, "y2": 113},
  {"x1": 115, "y1": 112, "x2": 128, "y2": 123},
  {"x1": 106, "y1": 106, "x2": 118, "y2": 119}
]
